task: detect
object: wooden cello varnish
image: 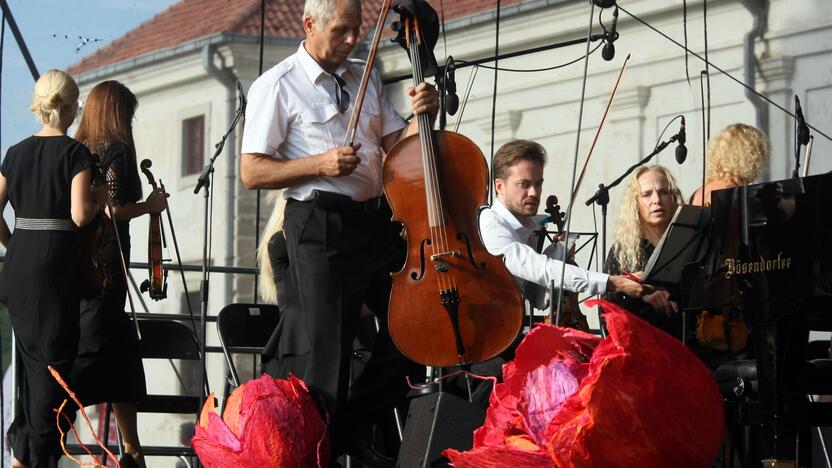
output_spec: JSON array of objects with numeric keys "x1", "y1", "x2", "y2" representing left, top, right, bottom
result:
[{"x1": 383, "y1": 16, "x2": 523, "y2": 367}]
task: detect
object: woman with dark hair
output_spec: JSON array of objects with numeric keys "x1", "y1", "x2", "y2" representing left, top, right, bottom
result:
[
  {"x1": 0, "y1": 69, "x2": 104, "y2": 468},
  {"x1": 73, "y1": 80, "x2": 168, "y2": 468}
]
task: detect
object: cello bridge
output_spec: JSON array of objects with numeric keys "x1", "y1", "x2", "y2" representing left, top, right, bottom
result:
[{"x1": 430, "y1": 251, "x2": 461, "y2": 261}]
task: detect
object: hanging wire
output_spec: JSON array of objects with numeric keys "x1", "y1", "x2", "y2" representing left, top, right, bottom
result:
[
  {"x1": 253, "y1": 0, "x2": 266, "y2": 304},
  {"x1": 555, "y1": 1, "x2": 597, "y2": 323},
  {"x1": 453, "y1": 64, "x2": 479, "y2": 133},
  {"x1": 683, "y1": 0, "x2": 691, "y2": 87},
  {"x1": 654, "y1": 115, "x2": 684, "y2": 150},
  {"x1": 456, "y1": 42, "x2": 603, "y2": 73},
  {"x1": 617, "y1": 5, "x2": 832, "y2": 143},
  {"x1": 0, "y1": 12, "x2": 5, "y2": 468},
  {"x1": 488, "y1": 0, "x2": 501, "y2": 205},
  {"x1": 703, "y1": 0, "x2": 711, "y2": 141}
]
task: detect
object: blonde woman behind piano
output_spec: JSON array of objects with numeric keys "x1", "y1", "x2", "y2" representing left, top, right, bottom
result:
[{"x1": 689, "y1": 123, "x2": 770, "y2": 206}]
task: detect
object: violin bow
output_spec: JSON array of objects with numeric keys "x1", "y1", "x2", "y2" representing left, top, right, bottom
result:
[
  {"x1": 103, "y1": 194, "x2": 143, "y2": 341},
  {"x1": 571, "y1": 53, "x2": 631, "y2": 203},
  {"x1": 555, "y1": 52, "x2": 630, "y2": 322},
  {"x1": 344, "y1": 0, "x2": 394, "y2": 147}
]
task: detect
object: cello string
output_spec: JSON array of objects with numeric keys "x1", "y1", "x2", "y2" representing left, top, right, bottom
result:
[{"x1": 409, "y1": 21, "x2": 447, "y2": 292}]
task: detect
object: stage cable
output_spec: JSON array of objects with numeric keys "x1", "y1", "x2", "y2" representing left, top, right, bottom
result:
[
  {"x1": 703, "y1": 0, "x2": 711, "y2": 140},
  {"x1": 253, "y1": 0, "x2": 265, "y2": 304},
  {"x1": 683, "y1": 0, "x2": 691, "y2": 87},
  {"x1": 488, "y1": 0, "x2": 501, "y2": 205},
  {"x1": 440, "y1": 0, "x2": 447, "y2": 59},
  {"x1": 0, "y1": 12, "x2": 5, "y2": 468},
  {"x1": 454, "y1": 64, "x2": 479, "y2": 133},
  {"x1": 617, "y1": 4, "x2": 832, "y2": 143},
  {"x1": 700, "y1": 71, "x2": 708, "y2": 206},
  {"x1": 555, "y1": 1, "x2": 597, "y2": 323},
  {"x1": 456, "y1": 42, "x2": 602, "y2": 73}
]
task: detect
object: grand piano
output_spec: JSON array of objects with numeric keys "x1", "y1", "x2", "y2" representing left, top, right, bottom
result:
[{"x1": 681, "y1": 172, "x2": 832, "y2": 465}]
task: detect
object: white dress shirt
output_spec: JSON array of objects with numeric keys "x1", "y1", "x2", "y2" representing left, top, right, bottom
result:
[
  {"x1": 478, "y1": 198, "x2": 609, "y2": 298},
  {"x1": 241, "y1": 42, "x2": 406, "y2": 202}
]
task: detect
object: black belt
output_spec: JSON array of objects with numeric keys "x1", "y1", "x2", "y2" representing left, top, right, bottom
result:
[{"x1": 292, "y1": 190, "x2": 385, "y2": 212}]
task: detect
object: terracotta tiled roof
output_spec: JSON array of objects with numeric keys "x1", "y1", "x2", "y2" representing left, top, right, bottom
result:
[{"x1": 69, "y1": 0, "x2": 524, "y2": 76}]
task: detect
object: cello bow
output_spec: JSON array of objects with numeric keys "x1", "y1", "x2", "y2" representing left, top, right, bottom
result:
[{"x1": 343, "y1": 0, "x2": 394, "y2": 147}]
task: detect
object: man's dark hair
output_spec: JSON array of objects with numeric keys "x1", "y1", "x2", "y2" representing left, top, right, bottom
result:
[{"x1": 492, "y1": 139, "x2": 547, "y2": 180}]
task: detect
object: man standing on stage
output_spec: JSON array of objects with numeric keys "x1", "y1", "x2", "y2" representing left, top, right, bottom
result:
[{"x1": 240, "y1": 0, "x2": 438, "y2": 465}]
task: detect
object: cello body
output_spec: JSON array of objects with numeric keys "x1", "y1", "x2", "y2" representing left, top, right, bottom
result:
[{"x1": 384, "y1": 130, "x2": 524, "y2": 367}]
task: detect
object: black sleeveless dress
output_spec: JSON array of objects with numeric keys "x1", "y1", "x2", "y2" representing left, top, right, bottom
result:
[
  {"x1": 73, "y1": 141, "x2": 147, "y2": 405},
  {"x1": 0, "y1": 135, "x2": 90, "y2": 467}
]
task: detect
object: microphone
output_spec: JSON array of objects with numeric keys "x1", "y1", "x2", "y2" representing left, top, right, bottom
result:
[
  {"x1": 237, "y1": 81, "x2": 247, "y2": 114},
  {"x1": 592, "y1": 0, "x2": 616, "y2": 7},
  {"x1": 445, "y1": 56, "x2": 459, "y2": 116},
  {"x1": 675, "y1": 116, "x2": 687, "y2": 164},
  {"x1": 602, "y1": 7, "x2": 619, "y2": 62},
  {"x1": 795, "y1": 95, "x2": 810, "y2": 145}
]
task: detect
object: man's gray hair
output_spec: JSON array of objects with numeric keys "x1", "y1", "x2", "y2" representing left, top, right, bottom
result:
[{"x1": 303, "y1": 0, "x2": 362, "y2": 28}]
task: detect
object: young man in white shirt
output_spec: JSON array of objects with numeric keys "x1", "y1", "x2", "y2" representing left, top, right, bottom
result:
[
  {"x1": 240, "y1": 1, "x2": 438, "y2": 465},
  {"x1": 479, "y1": 140, "x2": 649, "y2": 308}
]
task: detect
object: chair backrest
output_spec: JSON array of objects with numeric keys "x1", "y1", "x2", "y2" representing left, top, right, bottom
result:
[
  {"x1": 138, "y1": 319, "x2": 200, "y2": 360},
  {"x1": 216, "y1": 303, "x2": 280, "y2": 354}
]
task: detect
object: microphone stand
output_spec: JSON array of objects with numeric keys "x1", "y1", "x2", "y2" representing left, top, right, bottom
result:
[
  {"x1": 193, "y1": 93, "x2": 244, "y2": 410},
  {"x1": 585, "y1": 132, "x2": 683, "y2": 270}
]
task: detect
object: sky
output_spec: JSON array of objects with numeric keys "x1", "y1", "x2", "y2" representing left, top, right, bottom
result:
[{"x1": 1, "y1": 0, "x2": 180, "y2": 157}]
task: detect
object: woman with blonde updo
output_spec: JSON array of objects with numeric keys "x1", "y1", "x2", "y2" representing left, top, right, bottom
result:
[
  {"x1": 603, "y1": 165, "x2": 685, "y2": 337},
  {"x1": 690, "y1": 123, "x2": 770, "y2": 206},
  {"x1": 0, "y1": 69, "x2": 105, "y2": 467}
]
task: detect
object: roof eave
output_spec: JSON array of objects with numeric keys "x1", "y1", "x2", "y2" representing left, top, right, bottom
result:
[{"x1": 74, "y1": 33, "x2": 301, "y2": 84}]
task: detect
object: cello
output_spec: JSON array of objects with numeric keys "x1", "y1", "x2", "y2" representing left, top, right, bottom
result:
[{"x1": 384, "y1": 12, "x2": 524, "y2": 367}]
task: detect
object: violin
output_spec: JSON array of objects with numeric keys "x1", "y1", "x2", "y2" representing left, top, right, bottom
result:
[
  {"x1": 689, "y1": 189, "x2": 748, "y2": 353},
  {"x1": 139, "y1": 159, "x2": 168, "y2": 300},
  {"x1": 79, "y1": 159, "x2": 111, "y2": 299},
  {"x1": 383, "y1": 12, "x2": 524, "y2": 367},
  {"x1": 541, "y1": 195, "x2": 589, "y2": 332},
  {"x1": 695, "y1": 309, "x2": 748, "y2": 353}
]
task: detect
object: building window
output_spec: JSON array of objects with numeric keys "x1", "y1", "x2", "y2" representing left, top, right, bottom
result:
[{"x1": 182, "y1": 115, "x2": 205, "y2": 176}]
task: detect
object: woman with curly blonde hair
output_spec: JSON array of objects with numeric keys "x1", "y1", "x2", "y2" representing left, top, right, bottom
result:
[
  {"x1": 690, "y1": 123, "x2": 770, "y2": 206},
  {"x1": 603, "y1": 165, "x2": 684, "y2": 336}
]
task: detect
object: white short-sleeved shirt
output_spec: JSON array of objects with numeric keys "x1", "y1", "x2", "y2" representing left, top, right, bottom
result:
[
  {"x1": 478, "y1": 198, "x2": 609, "y2": 298},
  {"x1": 241, "y1": 42, "x2": 406, "y2": 202}
]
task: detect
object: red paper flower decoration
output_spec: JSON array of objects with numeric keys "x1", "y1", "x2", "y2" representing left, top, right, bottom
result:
[
  {"x1": 192, "y1": 374, "x2": 330, "y2": 467},
  {"x1": 446, "y1": 300, "x2": 724, "y2": 467}
]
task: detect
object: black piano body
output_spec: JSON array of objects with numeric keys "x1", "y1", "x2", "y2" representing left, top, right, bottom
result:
[{"x1": 682, "y1": 172, "x2": 832, "y2": 464}]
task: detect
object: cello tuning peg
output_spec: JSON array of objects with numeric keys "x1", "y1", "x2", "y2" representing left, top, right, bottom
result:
[
  {"x1": 391, "y1": 21, "x2": 401, "y2": 32},
  {"x1": 140, "y1": 279, "x2": 150, "y2": 293}
]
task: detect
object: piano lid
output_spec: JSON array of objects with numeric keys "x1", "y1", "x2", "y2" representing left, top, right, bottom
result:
[{"x1": 682, "y1": 172, "x2": 832, "y2": 315}]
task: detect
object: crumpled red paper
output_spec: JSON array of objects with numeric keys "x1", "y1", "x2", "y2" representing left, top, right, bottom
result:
[
  {"x1": 192, "y1": 374, "x2": 330, "y2": 467},
  {"x1": 446, "y1": 300, "x2": 724, "y2": 467}
]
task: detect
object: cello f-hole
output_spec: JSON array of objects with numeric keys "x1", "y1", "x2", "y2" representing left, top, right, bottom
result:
[
  {"x1": 411, "y1": 238, "x2": 431, "y2": 281},
  {"x1": 457, "y1": 233, "x2": 486, "y2": 271}
]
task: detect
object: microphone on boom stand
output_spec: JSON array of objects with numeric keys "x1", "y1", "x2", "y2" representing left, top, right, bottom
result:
[
  {"x1": 675, "y1": 116, "x2": 687, "y2": 164},
  {"x1": 793, "y1": 95, "x2": 811, "y2": 178},
  {"x1": 445, "y1": 56, "x2": 459, "y2": 116}
]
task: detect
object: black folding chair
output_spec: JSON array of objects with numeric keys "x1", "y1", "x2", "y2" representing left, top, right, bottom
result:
[
  {"x1": 65, "y1": 318, "x2": 205, "y2": 462},
  {"x1": 216, "y1": 303, "x2": 280, "y2": 401}
]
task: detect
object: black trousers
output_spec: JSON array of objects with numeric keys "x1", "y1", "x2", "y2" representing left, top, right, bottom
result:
[{"x1": 282, "y1": 194, "x2": 421, "y2": 448}]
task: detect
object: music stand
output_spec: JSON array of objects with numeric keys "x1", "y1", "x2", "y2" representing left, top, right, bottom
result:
[{"x1": 642, "y1": 205, "x2": 710, "y2": 288}]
